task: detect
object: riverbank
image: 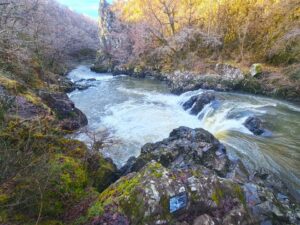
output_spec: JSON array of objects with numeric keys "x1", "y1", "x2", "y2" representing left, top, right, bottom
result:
[
  {"x1": 1, "y1": 63, "x2": 300, "y2": 224},
  {"x1": 92, "y1": 61, "x2": 300, "y2": 104}
]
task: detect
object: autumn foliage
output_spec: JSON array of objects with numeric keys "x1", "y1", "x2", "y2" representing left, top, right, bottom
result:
[{"x1": 99, "y1": 0, "x2": 300, "y2": 71}]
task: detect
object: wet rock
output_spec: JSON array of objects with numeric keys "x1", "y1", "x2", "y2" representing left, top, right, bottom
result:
[
  {"x1": 118, "y1": 156, "x2": 137, "y2": 176},
  {"x1": 227, "y1": 159, "x2": 250, "y2": 184},
  {"x1": 112, "y1": 65, "x2": 133, "y2": 76},
  {"x1": 183, "y1": 92, "x2": 216, "y2": 115},
  {"x1": 39, "y1": 91, "x2": 87, "y2": 131},
  {"x1": 75, "y1": 84, "x2": 94, "y2": 91},
  {"x1": 125, "y1": 126, "x2": 230, "y2": 177},
  {"x1": 243, "y1": 116, "x2": 267, "y2": 135},
  {"x1": 58, "y1": 77, "x2": 76, "y2": 93}
]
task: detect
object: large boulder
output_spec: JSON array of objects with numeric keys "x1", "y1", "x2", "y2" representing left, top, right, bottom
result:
[
  {"x1": 183, "y1": 92, "x2": 216, "y2": 115},
  {"x1": 39, "y1": 91, "x2": 87, "y2": 131},
  {"x1": 115, "y1": 127, "x2": 300, "y2": 225},
  {"x1": 121, "y1": 126, "x2": 230, "y2": 177},
  {"x1": 85, "y1": 161, "x2": 253, "y2": 225}
]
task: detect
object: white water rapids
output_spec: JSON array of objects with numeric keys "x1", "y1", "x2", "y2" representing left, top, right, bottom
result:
[{"x1": 68, "y1": 66, "x2": 300, "y2": 193}]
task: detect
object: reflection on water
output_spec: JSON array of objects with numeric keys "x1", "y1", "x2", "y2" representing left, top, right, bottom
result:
[{"x1": 68, "y1": 66, "x2": 300, "y2": 193}]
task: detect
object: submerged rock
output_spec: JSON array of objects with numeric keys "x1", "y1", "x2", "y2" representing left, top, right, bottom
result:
[
  {"x1": 183, "y1": 92, "x2": 216, "y2": 115},
  {"x1": 244, "y1": 116, "x2": 268, "y2": 136},
  {"x1": 39, "y1": 91, "x2": 87, "y2": 131},
  {"x1": 73, "y1": 79, "x2": 96, "y2": 91}
]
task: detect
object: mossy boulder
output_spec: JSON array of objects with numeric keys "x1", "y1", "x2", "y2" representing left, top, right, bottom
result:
[
  {"x1": 86, "y1": 153, "x2": 118, "y2": 192},
  {"x1": 84, "y1": 161, "x2": 253, "y2": 225},
  {"x1": 250, "y1": 64, "x2": 263, "y2": 77}
]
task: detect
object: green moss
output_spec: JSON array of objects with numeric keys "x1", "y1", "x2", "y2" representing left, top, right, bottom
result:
[
  {"x1": 0, "y1": 210, "x2": 8, "y2": 224},
  {"x1": 42, "y1": 154, "x2": 88, "y2": 216},
  {"x1": 0, "y1": 194, "x2": 9, "y2": 205},
  {"x1": 22, "y1": 91, "x2": 42, "y2": 105},
  {"x1": 147, "y1": 162, "x2": 163, "y2": 178},
  {"x1": 211, "y1": 187, "x2": 224, "y2": 206},
  {"x1": 233, "y1": 184, "x2": 246, "y2": 206},
  {"x1": 87, "y1": 200, "x2": 104, "y2": 218},
  {"x1": 50, "y1": 154, "x2": 88, "y2": 196}
]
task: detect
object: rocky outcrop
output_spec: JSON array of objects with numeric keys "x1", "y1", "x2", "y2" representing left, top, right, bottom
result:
[
  {"x1": 166, "y1": 64, "x2": 245, "y2": 94},
  {"x1": 183, "y1": 92, "x2": 216, "y2": 115},
  {"x1": 104, "y1": 127, "x2": 300, "y2": 225},
  {"x1": 121, "y1": 127, "x2": 230, "y2": 177},
  {"x1": 39, "y1": 91, "x2": 87, "y2": 131},
  {"x1": 0, "y1": 86, "x2": 48, "y2": 119},
  {"x1": 215, "y1": 63, "x2": 244, "y2": 81},
  {"x1": 86, "y1": 161, "x2": 254, "y2": 225}
]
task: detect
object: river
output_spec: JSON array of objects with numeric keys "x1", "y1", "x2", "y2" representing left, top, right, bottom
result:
[{"x1": 68, "y1": 65, "x2": 300, "y2": 194}]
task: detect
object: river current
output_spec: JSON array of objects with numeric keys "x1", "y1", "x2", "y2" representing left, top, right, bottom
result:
[{"x1": 68, "y1": 66, "x2": 300, "y2": 193}]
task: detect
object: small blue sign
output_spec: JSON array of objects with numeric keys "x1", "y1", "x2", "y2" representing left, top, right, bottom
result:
[{"x1": 169, "y1": 192, "x2": 188, "y2": 213}]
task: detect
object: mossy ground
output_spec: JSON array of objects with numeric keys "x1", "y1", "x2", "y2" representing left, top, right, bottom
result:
[{"x1": 0, "y1": 114, "x2": 116, "y2": 224}]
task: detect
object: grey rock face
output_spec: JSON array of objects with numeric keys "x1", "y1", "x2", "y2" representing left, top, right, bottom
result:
[{"x1": 39, "y1": 91, "x2": 87, "y2": 131}]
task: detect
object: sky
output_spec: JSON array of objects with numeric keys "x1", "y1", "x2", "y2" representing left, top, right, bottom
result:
[{"x1": 56, "y1": 0, "x2": 112, "y2": 20}]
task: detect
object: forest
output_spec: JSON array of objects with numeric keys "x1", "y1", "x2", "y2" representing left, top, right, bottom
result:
[{"x1": 98, "y1": 0, "x2": 299, "y2": 69}]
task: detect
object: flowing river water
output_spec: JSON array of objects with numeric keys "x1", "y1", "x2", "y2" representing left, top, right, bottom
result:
[{"x1": 68, "y1": 66, "x2": 300, "y2": 194}]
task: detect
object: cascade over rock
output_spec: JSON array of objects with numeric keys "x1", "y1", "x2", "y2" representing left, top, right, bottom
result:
[{"x1": 183, "y1": 92, "x2": 216, "y2": 115}]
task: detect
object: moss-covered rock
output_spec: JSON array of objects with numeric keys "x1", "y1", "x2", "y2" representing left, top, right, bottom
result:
[
  {"x1": 84, "y1": 161, "x2": 253, "y2": 225},
  {"x1": 250, "y1": 64, "x2": 263, "y2": 77},
  {"x1": 86, "y1": 153, "x2": 118, "y2": 193}
]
